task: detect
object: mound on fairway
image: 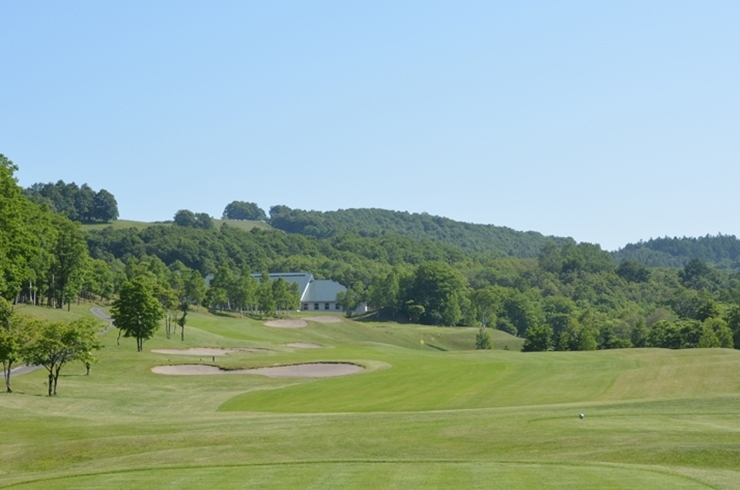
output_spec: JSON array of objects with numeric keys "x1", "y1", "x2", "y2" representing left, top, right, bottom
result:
[
  {"x1": 152, "y1": 362, "x2": 363, "y2": 378},
  {"x1": 286, "y1": 342, "x2": 322, "y2": 348},
  {"x1": 151, "y1": 347, "x2": 265, "y2": 356},
  {"x1": 265, "y1": 319, "x2": 308, "y2": 328}
]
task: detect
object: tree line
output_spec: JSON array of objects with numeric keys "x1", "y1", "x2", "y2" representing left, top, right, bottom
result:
[
  {"x1": 4, "y1": 153, "x2": 740, "y2": 356},
  {"x1": 613, "y1": 234, "x2": 740, "y2": 270},
  {"x1": 24, "y1": 180, "x2": 118, "y2": 223}
]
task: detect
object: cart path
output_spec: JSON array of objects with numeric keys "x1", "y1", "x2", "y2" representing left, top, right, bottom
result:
[{"x1": 91, "y1": 307, "x2": 113, "y2": 331}]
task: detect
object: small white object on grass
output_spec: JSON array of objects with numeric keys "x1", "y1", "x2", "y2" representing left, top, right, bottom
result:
[{"x1": 579, "y1": 413, "x2": 585, "y2": 419}]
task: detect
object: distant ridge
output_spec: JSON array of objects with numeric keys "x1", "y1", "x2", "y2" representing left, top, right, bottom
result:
[
  {"x1": 268, "y1": 206, "x2": 572, "y2": 258},
  {"x1": 612, "y1": 234, "x2": 740, "y2": 270}
]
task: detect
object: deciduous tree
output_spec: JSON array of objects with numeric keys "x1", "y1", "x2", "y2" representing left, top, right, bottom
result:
[
  {"x1": 522, "y1": 324, "x2": 553, "y2": 352},
  {"x1": 19, "y1": 317, "x2": 101, "y2": 396},
  {"x1": 111, "y1": 276, "x2": 163, "y2": 351},
  {"x1": 222, "y1": 201, "x2": 266, "y2": 221}
]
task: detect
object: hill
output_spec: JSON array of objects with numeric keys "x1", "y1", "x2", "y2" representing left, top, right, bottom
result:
[
  {"x1": 268, "y1": 206, "x2": 572, "y2": 257},
  {"x1": 81, "y1": 218, "x2": 272, "y2": 233},
  {"x1": 613, "y1": 234, "x2": 740, "y2": 270}
]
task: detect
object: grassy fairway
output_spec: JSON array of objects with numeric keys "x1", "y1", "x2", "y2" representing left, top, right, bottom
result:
[{"x1": 1, "y1": 306, "x2": 740, "y2": 489}]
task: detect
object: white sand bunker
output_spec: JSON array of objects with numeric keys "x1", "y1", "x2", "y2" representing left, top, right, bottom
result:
[
  {"x1": 151, "y1": 348, "x2": 264, "y2": 356},
  {"x1": 286, "y1": 343, "x2": 322, "y2": 349},
  {"x1": 306, "y1": 316, "x2": 342, "y2": 323},
  {"x1": 264, "y1": 319, "x2": 308, "y2": 328},
  {"x1": 152, "y1": 362, "x2": 363, "y2": 378}
]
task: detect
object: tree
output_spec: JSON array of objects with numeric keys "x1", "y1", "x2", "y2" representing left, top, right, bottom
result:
[
  {"x1": 475, "y1": 327, "x2": 493, "y2": 349},
  {"x1": 173, "y1": 210, "x2": 213, "y2": 230},
  {"x1": 47, "y1": 215, "x2": 88, "y2": 309},
  {"x1": 111, "y1": 276, "x2": 164, "y2": 351},
  {"x1": 173, "y1": 209, "x2": 197, "y2": 228},
  {"x1": 469, "y1": 287, "x2": 504, "y2": 328},
  {"x1": 25, "y1": 180, "x2": 119, "y2": 223},
  {"x1": 19, "y1": 317, "x2": 101, "y2": 396},
  {"x1": 92, "y1": 189, "x2": 119, "y2": 222},
  {"x1": 522, "y1": 324, "x2": 553, "y2": 352},
  {"x1": 0, "y1": 326, "x2": 18, "y2": 393},
  {"x1": 543, "y1": 295, "x2": 577, "y2": 342},
  {"x1": 154, "y1": 284, "x2": 178, "y2": 339},
  {"x1": 272, "y1": 277, "x2": 298, "y2": 312},
  {"x1": 222, "y1": 201, "x2": 267, "y2": 221},
  {"x1": 0, "y1": 298, "x2": 19, "y2": 392},
  {"x1": 616, "y1": 260, "x2": 651, "y2": 283},
  {"x1": 183, "y1": 270, "x2": 206, "y2": 311},
  {"x1": 703, "y1": 317, "x2": 733, "y2": 348},
  {"x1": 229, "y1": 269, "x2": 258, "y2": 315},
  {"x1": 336, "y1": 289, "x2": 357, "y2": 317},
  {"x1": 257, "y1": 273, "x2": 276, "y2": 317},
  {"x1": 194, "y1": 213, "x2": 214, "y2": 230},
  {"x1": 501, "y1": 291, "x2": 539, "y2": 337},
  {"x1": 177, "y1": 301, "x2": 188, "y2": 341},
  {"x1": 76, "y1": 184, "x2": 96, "y2": 222},
  {"x1": 368, "y1": 269, "x2": 401, "y2": 317},
  {"x1": 0, "y1": 154, "x2": 49, "y2": 300},
  {"x1": 538, "y1": 241, "x2": 563, "y2": 273},
  {"x1": 679, "y1": 258, "x2": 718, "y2": 291},
  {"x1": 405, "y1": 261, "x2": 467, "y2": 326},
  {"x1": 697, "y1": 322, "x2": 720, "y2": 348},
  {"x1": 725, "y1": 305, "x2": 740, "y2": 350}
]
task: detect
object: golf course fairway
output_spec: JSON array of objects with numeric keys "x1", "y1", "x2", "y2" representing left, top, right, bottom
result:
[{"x1": 1, "y1": 305, "x2": 739, "y2": 489}]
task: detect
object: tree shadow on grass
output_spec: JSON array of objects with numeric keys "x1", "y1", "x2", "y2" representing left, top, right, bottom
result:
[{"x1": 426, "y1": 343, "x2": 448, "y2": 352}]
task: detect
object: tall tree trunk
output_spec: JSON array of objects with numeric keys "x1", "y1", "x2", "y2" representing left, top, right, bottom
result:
[
  {"x1": 53, "y1": 366, "x2": 61, "y2": 395},
  {"x1": 47, "y1": 373, "x2": 54, "y2": 396},
  {"x1": 3, "y1": 362, "x2": 12, "y2": 393}
]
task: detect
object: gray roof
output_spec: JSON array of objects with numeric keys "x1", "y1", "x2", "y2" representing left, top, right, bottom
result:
[
  {"x1": 249, "y1": 272, "x2": 346, "y2": 302},
  {"x1": 251, "y1": 272, "x2": 314, "y2": 300},
  {"x1": 303, "y1": 280, "x2": 347, "y2": 303}
]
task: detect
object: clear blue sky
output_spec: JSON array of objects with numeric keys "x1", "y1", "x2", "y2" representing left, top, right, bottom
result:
[{"x1": 2, "y1": 1, "x2": 739, "y2": 251}]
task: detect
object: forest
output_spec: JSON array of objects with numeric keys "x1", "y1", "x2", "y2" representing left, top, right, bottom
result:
[{"x1": 2, "y1": 153, "x2": 740, "y2": 353}]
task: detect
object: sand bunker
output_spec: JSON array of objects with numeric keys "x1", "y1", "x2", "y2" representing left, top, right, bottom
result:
[
  {"x1": 305, "y1": 316, "x2": 342, "y2": 323},
  {"x1": 264, "y1": 319, "x2": 308, "y2": 328},
  {"x1": 151, "y1": 348, "x2": 264, "y2": 356},
  {"x1": 152, "y1": 362, "x2": 362, "y2": 378},
  {"x1": 286, "y1": 343, "x2": 322, "y2": 349}
]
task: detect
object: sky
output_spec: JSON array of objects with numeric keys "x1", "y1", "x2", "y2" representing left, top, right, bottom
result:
[{"x1": 2, "y1": 1, "x2": 739, "y2": 251}]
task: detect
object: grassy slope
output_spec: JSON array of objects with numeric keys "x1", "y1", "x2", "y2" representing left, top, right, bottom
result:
[
  {"x1": 1, "y1": 305, "x2": 739, "y2": 489},
  {"x1": 81, "y1": 218, "x2": 272, "y2": 232}
]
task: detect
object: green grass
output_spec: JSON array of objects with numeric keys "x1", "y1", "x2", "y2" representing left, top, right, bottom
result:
[
  {"x1": 80, "y1": 218, "x2": 272, "y2": 232},
  {"x1": 1, "y1": 305, "x2": 740, "y2": 489}
]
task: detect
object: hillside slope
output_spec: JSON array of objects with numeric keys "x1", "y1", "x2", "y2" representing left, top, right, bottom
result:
[
  {"x1": 268, "y1": 206, "x2": 571, "y2": 257},
  {"x1": 613, "y1": 234, "x2": 740, "y2": 269}
]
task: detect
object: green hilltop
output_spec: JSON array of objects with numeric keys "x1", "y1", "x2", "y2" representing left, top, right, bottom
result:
[{"x1": 267, "y1": 205, "x2": 572, "y2": 257}]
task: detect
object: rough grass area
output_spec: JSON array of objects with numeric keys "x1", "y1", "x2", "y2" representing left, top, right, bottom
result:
[
  {"x1": 1, "y1": 305, "x2": 740, "y2": 489},
  {"x1": 80, "y1": 218, "x2": 272, "y2": 232}
]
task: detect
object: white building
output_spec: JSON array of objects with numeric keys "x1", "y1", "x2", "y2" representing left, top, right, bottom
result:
[{"x1": 251, "y1": 272, "x2": 358, "y2": 312}]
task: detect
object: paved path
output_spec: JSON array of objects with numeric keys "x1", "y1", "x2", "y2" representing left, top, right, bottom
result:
[
  {"x1": 8, "y1": 364, "x2": 41, "y2": 377},
  {"x1": 91, "y1": 307, "x2": 113, "y2": 331}
]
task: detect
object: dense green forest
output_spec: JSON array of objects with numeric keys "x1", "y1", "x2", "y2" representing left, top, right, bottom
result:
[
  {"x1": 613, "y1": 234, "x2": 740, "y2": 270},
  {"x1": 24, "y1": 180, "x2": 119, "y2": 223},
  {"x1": 3, "y1": 154, "x2": 740, "y2": 353},
  {"x1": 267, "y1": 206, "x2": 571, "y2": 257}
]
